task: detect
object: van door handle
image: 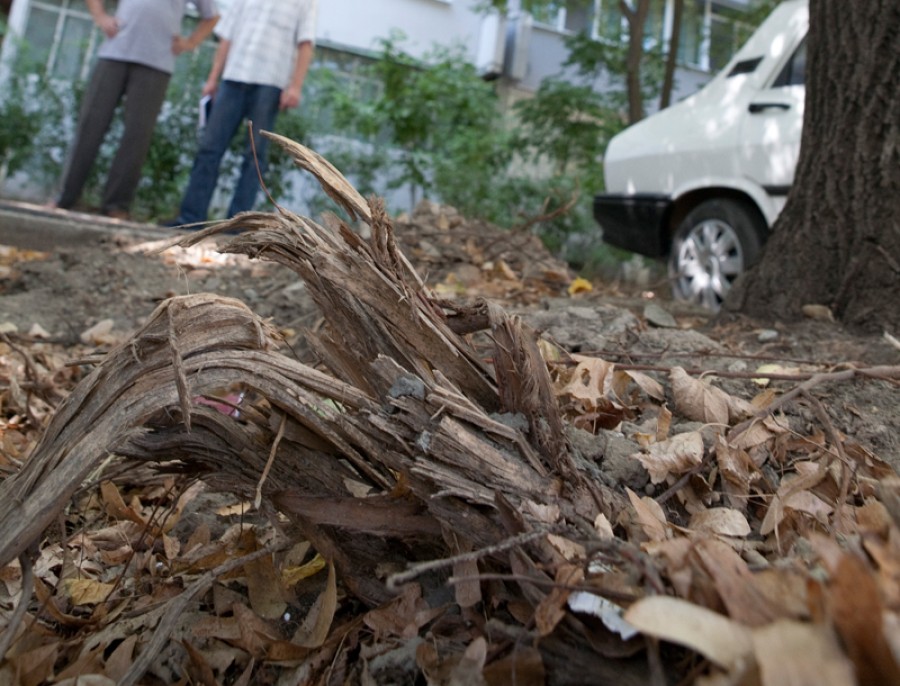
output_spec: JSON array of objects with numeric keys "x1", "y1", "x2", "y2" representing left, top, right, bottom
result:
[{"x1": 748, "y1": 102, "x2": 791, "y2": 113}]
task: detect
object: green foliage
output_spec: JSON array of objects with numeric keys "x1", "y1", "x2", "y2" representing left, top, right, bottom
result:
[
  {"x1": 325, "y1": 33, "x2": 514, "y2": 211},
  {"x1": 513, "y1": 78, "x2": 623, "y2": 191},
  {"x1": 0, "y1": 44, "x2": 68, "y2": 183},
  {"x1": 563, "y1": 28, "x2": 666, "y2": 116},
  {"x1": 314, "y1": 32, "x2": 629, "y2": 260}
]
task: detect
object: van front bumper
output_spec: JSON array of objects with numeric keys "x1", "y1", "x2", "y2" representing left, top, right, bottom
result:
[{"x1": 593, "y1": 193, "x2": 672, "y2": 258}]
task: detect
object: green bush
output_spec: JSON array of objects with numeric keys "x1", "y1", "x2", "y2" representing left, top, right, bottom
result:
[{"x1": 0, "y1": 42, "x2": 69, "y2": 187}]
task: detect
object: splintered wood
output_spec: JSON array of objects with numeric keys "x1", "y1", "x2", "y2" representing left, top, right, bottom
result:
[{"x1": 2, "y1": 135, "x2": 899, "y2": 685}]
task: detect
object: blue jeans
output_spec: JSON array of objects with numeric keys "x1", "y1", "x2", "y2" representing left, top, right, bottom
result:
[{"x1": 177, "y1": 80, "x2": 282, "y2": 223}]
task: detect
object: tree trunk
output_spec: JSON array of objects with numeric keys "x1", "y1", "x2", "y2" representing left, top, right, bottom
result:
[
  {"x1": 659, "y1": 0, "x2": 684, "y2": 110},
  {"x1": 725, "y1": 0, "x2": 900, "y2": 332},
  {"x1": 620, "y1": 0, "x2": 651, "y2": 123}
]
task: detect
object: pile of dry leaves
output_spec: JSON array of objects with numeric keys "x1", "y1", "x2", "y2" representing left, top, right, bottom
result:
[{"x1": 1, "y1": 136, "x2": 900, "y2": 686}]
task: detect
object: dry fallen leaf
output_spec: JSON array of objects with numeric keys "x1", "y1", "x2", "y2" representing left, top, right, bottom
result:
[
  {"x1": 635, "y1": 430, "x2": 705, "y2": 484},
  {"x1": 623, "y1": 595, "x2": 753, "y2": 670},
  {"x1": 670, "y1": 367, "x2": 731, "y2": 426},
  {"x1": 62, "y1": 578, "x2": 116, "y2": 606},
  {"x1": 567, "y1": 277, "x2": 593, "y2": 295},
  {"x1": 626, "y1": 487, "x2": 669, "y2": 542},
  {"x1": 689, "y1": 508, "x2": 751, "y2": 537},
  {"x1": 291, "y1": 560, "x2": 337, "y2": 648},
  {"x1": 751, "y1": 620, "x2": 855, "y2": 686}
]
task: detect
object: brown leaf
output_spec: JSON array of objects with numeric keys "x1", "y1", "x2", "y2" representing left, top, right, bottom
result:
[
  {"x1": 103, "y1": 633, "x2": 137, "y2": 683},
  {"x1": 715, "y1": 435, "x2": 758, "y2": 510},
  {"x1": 693, "y1": 538, "x2": 790, "y2": 626},
  {"x1": 751, "y1": 620, "x2": 855, "y2": 686},
  {"x1": 688, "y1": 508, "x2": 751, "y2": 537},
  {"x1": 625, "y1": 487, "x2": 669, "y2": 542},
  {"x1": 561, "y1": 356, "x2": 616, "y2": 405},
  {"x1": 656, "y1": 403, "x2": 673, "y2": 442},
  {"x1": 622, "y1": 369, "x2": 666, "y2": 402},
  {"x1": 244, "y1": 533, "x2": 288, "y2": 620},
  {"x1": 291, "y1": 560, "x2": 337, "y2": 648},
  {"x1": 33, "y1": 576, "x2": 91, "y2": 627},
  {"x1": 182, "y1": 639, "x2": 220, "y2": 686},
  {"x1": 534, "y1": 565, "x2": 582, "y2": 636},
  {"x1": 483, "y1": 646, "x2": 544, "y2": 686},
  {"x1": 453, "y1": 556, "x2": 482, "y2": 609},
  {"x1": 100, "y1": 480, "x2": 146, "y2": 526},
  {"x1": 62, "y1": 578, "x2": 115, "y2": 606},
  {"x1": 363, "y1": 582, "x2": 445, "y2": 641},
  {"x1": 56, "y1": 677, "x2": 116, "y2": 686},
  {"x1": 670, "y1": 367, "x2": 730, "y2": 426},
  {"x1": 232, "y1": 603, "x2": 279, "y2": 658},
  {"x1": 635, "y1": 430, "x2": 704, "y2": 484},
  {"x1": 7, "y1": 643, "x2": 59, "y2": 686},
  {"x1": 449, "y1": 637, "x2": 488, "y2": 686},
  {"x1": 54, "y1": 643, "x2": 106, "y2": 684},
  {"x1": 623, "y1": 595, "x2": 752, "y2": 670},
  {"x1": 825, "y1": 551, "x2": 900, "y2": 684},
  {"x1": 760, "y1": 489, "x2": 833, "y2": 536}
]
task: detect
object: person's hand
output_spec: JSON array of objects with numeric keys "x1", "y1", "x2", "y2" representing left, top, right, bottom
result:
[
  {"x1": 280, "y1": 86, "x2": 301, "y2": 110},
  {"x1": 202, "y1": 79, "x2": 218, "y2": 99},
  {"x1": 172, "y1": 35, "x2": 193, "y2": 55},
  {"x1": 96, "y1": 13, "x2": 119, "y2": 38}
]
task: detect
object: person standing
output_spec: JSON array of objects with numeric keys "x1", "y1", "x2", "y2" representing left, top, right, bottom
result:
[
  {"x1": 169, "y1": 0, "x2": 317, "y2": 226},
  {"x1": 54, "y1": 0, "x2": 219, "y2": 219}
]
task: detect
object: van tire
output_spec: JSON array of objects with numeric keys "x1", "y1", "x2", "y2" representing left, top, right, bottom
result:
[{"x1": 668, "y1": 198, "x2": 767, "y2": 311}]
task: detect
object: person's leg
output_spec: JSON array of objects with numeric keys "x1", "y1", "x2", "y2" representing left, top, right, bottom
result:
[
  {"x1": 176, "y1": 80, "x2": 248, "y2": 223},
  {"x1": 101, "y1": 64, "x2": 170, "y2": 215},
  {"x1": 226, "y1": 84, "x2": 282, "y2": 217},
  {"x1": 57, "y1": 60, "x2": 128, "y2": 209}
]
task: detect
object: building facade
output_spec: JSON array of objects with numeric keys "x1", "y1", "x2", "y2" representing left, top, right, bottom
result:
[
  {"x1": 1, "y1": 0, "x2": 758, "y2": 102},
  {"x1": 0, "y1": 0, "x2": 760, "y2": 212}
]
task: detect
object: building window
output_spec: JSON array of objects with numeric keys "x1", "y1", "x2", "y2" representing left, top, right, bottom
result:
[
  {"x1": 305, "y1": 45, "x2": 380, "y2": 140},
  {"x1": 594, "y1": 0, "x2": 752, "y2": 72},
  {"x1": 15, "y1": 1, "x2": 210, "y2": 81},
  {"x1": 529, "y1": 1, "x2": 592, "y2": 33},
  {"x1": 22, "y1": 0, "x2": 102, "y2": 80}
]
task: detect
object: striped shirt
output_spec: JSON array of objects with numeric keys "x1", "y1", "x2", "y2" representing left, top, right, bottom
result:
[{"x1": 215, "y1": 0, "x2": 318, "y2": 90}]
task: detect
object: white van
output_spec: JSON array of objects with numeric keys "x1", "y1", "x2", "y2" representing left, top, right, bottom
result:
[{"x1": 593, "y1": 0, "x2": 808, "y2": 310}]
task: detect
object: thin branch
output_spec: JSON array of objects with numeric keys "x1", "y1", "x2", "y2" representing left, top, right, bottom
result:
[
  {"x1": 387, "y1": 528, "x2": 553, "y2": 591},
  {"x1": 728, "y1": 366, "x2": 900, "y2": 442}
]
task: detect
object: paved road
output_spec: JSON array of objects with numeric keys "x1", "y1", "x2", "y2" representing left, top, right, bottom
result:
[{"x1": 0, "y1": 200, "x2": 177, "y2": 251}]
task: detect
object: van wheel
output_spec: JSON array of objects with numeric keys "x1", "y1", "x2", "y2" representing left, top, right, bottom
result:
[{"x1": 668, "y1": 199, "x2": 767, "y2": 311}]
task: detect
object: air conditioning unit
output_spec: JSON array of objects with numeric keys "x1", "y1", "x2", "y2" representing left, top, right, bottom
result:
[
  {"x1": 505, "y1": 13, "x2": 532, "y2": 81},
  {"x1": 476, "y1": 12, "x2": 506, "y2": 80}
]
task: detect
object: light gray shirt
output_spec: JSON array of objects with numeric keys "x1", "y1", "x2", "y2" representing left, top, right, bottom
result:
[{"x1": 98, "y1": 0, "x2": 218, "y2": 74}]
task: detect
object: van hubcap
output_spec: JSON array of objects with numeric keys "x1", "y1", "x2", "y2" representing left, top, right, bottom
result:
[{"x1": 672, "y1": 219, "x2": 745, "y2": 310}]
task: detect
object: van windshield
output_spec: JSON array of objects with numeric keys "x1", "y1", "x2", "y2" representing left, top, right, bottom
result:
[{"x1": 772, "y1": 37, "x2": 807, "y2": 87}]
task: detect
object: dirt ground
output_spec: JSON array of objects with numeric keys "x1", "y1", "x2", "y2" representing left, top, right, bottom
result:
[
  {"x1": 2, "y1": 208, "x2": 897, "y2": 468},
  {"x1": 1, "y1": 201, "x2": 899, "y2": 684}
]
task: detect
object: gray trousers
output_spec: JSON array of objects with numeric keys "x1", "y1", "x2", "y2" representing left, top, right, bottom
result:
[{"x1": 57, "y1": 58, "x2": 170, "y2": 213}]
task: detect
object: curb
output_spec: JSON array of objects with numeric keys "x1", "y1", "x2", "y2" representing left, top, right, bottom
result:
[{"x1": 0, "y1": 200, "x2": 178, "y2": 252}]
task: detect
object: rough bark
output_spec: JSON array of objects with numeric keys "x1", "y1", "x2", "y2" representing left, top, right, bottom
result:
[
  {"x1": 659, "y1": 0, "x2": 683, "y2": 110},
  {"x1": 725, "y1": 0, "x2": 900, "y2": 332},
  {"x1": 620, "y1": 0, "x2": 651, "y2": 123},
  {"x1": 0, "y1": 135, "x2": 646, "y2": 683}
]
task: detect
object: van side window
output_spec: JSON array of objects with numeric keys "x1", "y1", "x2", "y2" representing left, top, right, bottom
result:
[
  {"x1": 772, "y1": 37, "x2": 807, "y2": 87},
  {"x1": 728, "y1": 57, "x2": 763, "y2": 77}
]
